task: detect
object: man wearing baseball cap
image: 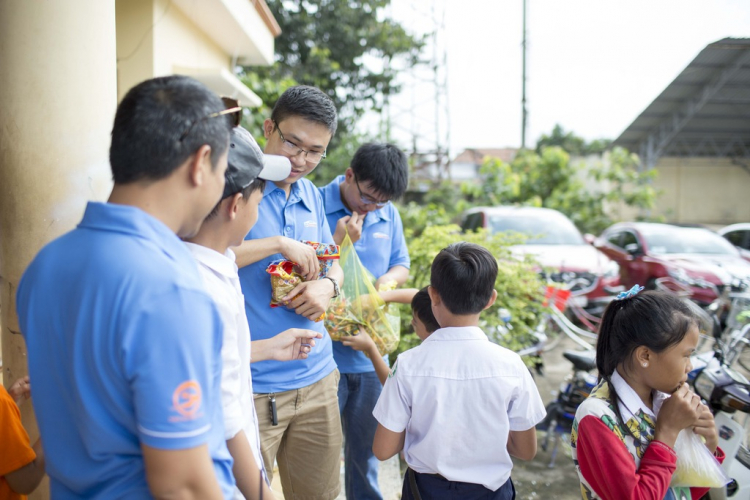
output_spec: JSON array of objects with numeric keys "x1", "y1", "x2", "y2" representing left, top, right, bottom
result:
[{"x1": 185, "y1": 125, "x2": 324, "y2": 500}]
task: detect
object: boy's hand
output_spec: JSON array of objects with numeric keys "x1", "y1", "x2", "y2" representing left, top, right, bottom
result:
[
  {"x1": 341, "y1": 328, "x2": 377, "y2": 357},
  {"x1": 693, "y1": 403, "x2": 719, "y2": 454},
  {"x1": 333, "y1": 212, "x2": 364, "y2": 245},
  {"x1": 283, "y1": 280, "x2": 336, "y2": 321},
  {"x1": 269, "y1": 329, "x2": 324, "y2": 361},
  {"x1": 279, "y1": 238, "x2": 319, "y2": 281},
  {"x1": 9, "y1": 376, "x2": 31, "y2": 405}
]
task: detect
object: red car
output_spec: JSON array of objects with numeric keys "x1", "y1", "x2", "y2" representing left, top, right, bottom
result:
[
  {"x1": 461, "y1": 206, "x2": 621, "y2": 312},
  {"x1": 596, "y1": 222, "x2": 750, "y2": 305}
]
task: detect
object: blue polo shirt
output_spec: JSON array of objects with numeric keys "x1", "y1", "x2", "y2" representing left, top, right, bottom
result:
[
  {"x1": 16, "y1": 202, "x2": 234, "y2": 499},
  {"x1": 320, "y1": 175, "x2": 411, "y2": 373},
  {"x1": 239, "y1": 178, "x2": 337, "y2": 393}
]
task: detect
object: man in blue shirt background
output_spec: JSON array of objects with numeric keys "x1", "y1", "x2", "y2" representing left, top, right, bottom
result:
[
  {"x1": 319, "y1": 143, "x2": 410, "y2": 500},
  {"x1": 232, "y1": 86, "x2": 345, "y2": 500},
  {"x1": 16, "y1": 76, "x2": 236, "y2": 499}
]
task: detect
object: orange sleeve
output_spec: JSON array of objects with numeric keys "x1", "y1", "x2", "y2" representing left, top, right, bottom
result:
[{"x1": 0, "y1": 387, "x2": 36, "y2": 477}]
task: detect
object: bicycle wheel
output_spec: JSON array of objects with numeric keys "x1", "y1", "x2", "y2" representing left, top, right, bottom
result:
[{"x1": 539, "y1": 315, "x2": 564, "y2": 352}]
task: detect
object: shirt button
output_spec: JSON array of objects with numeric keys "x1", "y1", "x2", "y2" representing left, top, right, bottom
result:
[{"x1": 285, "y1": 227, "x2": 292, "y2": 234}]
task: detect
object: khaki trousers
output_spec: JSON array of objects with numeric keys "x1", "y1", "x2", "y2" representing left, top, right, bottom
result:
[{"x1": 253, "y1": 370, "x2": 342, "y2": 500}]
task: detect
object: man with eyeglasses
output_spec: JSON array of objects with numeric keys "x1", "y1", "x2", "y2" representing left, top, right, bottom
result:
[
  {"x1": 232, "y1": 85, "x2": 344, "y2": 500},
  {"x1": 16, "y1": 75, "x2": 235, "y2": 499},
  {"x1": 318, "y1": 143, "x2": 410, "y2": 500}
]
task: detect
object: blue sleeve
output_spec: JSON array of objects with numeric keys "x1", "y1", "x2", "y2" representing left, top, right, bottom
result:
[
  {"x1": 389, "y1": 209, "x2": 411, "y2": 270},
  {"x1": 123, "y1": 288, "x2": 223, "y2": 450}
]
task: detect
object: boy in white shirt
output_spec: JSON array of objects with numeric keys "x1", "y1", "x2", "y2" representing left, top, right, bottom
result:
[
  {"x1": 372, "y1": 242, "x2": 546, "y2": 500},
  {"x1": 186, "y1": 125, "x2": 323, "y2": 500}
]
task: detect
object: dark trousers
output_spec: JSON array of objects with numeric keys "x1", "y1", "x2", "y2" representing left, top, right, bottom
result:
[{"x1": 401, "y1": 468, "x2": 516, "y2": 500}]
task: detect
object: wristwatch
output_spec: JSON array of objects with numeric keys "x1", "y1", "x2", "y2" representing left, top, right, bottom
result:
[{"x1": 324, "y1": 276, "x2": 340, "y2": 298}]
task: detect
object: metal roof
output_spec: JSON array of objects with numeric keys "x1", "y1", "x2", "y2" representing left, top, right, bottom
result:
[{"x1": 612, "y1": 38, "x2": 750, "y2": 168}]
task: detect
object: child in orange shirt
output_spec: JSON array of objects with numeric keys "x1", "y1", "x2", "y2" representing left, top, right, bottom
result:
[{"x1": 1, "y1": 376, "x2": 45, "y2": 500}]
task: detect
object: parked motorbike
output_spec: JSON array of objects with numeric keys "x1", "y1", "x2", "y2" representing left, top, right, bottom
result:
[{"x1": 535, "y1": 349, "x2": 597, "y2": 468}]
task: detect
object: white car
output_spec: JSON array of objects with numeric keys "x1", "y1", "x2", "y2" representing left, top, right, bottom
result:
[{"x1": 718, "y1": 223, "x2": 750, "y2": 262}]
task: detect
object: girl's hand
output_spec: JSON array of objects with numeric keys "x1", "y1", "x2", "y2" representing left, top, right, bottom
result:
[
  {"x1": 693, "y1": 403, "x2": 719, "y2": 454},
  {"x1": 655, "y1": 383, "x2": 703, "y2": 447},
  {"x1": 342, "y1": 328, "x2": 377, "y2": 357}
]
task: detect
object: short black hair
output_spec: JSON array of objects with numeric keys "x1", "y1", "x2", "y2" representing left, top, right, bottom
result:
[
  {"x1": 110, "y1": 75, "x2": 232, "y2": 184},
  {"x1": 411, "y1": 287, "x2": 440, "y2": 333},
  {"x1": 350, "y1": 143, "x2": 409, "y2": 200},
  {"x1": 430, "y1": 242, "x2": 498, "y2": 315},
  {"x1": 204, "y1": 178, "x2": 265, "y2": 221},
  {"x1": 271, "y1": 85, "x2": 338, "y2": 134}
]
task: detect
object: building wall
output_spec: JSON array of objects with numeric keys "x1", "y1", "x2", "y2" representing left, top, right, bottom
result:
[
  {"x1": 653, "y1": 157, "x2": 750, "y2": 225},
  {"x1": 115, "y1": 0, "x2": 155, "y2": 102},
  {"x1": 152, "y1": 0, "x2": 230, "y2": 78}
]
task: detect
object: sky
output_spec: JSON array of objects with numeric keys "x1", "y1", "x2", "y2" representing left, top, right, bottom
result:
[{"x1": 365, "y1": 0, "x2": 750, "y2": 158}]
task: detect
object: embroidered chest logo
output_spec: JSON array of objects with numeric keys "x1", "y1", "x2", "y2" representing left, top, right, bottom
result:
[
  {"x1": 304, "y1": 220, "x2": 317, "y2": 228},
  {"x1": 373, "y1": 232, "x2": 390, "y2": 239},
  {"x1": 171, "y1": 380, "x2": 202, "y2": 420}
]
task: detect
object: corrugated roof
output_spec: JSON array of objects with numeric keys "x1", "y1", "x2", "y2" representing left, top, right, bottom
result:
[{"x1": 613, "y1": 38, "x2": 750, "y2": 164}]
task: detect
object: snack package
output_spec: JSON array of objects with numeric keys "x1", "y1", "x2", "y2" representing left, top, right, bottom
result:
[
  {"x1": 266, "y1": 241, "x2": 340, "y2": 322},
  {"x1": 324, "y1": 233, "x2": 400, "y2": 355},
  {"x1": 670, "y1": 429, "x2": 729, "y2": 488},
  {"x1": 267, "y1": 260, "x2": 303, "y2": 307}
]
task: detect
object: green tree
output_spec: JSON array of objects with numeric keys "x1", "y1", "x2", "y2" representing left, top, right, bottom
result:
[
  {"x1": 462, "y1": 145, "x2": 659, "y2": 235},
  {"x1": 243, "y1": 0, "x2": 423, "y2": 140},
  {"x1": 535, "y1": 124, "x2": 611, "y2": 156}
]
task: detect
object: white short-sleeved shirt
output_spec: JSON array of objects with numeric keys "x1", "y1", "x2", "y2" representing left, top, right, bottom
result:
[
  {"x1": 186, "y1": 243, "x2": 264, "y2": 480},
  {"x1": 373, "y1": 326, "x2": 546, "y2": 491}
]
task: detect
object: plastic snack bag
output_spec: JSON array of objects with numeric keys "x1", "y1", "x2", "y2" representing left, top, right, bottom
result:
[
  {"x1": 266, "y1": 241, "x2": 340, "y2": 321},
  {"x1": 325, "y1": 233, "x2": 400, "y2": 355},
  {"x1": 670, "y1": 429, "x2": 729, "y2": 488}
]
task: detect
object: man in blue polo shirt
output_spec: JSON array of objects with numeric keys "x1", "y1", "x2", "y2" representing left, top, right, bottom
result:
[
  {"x1": 232, "y1": 86, "x2": 344, "y2": 500},
  {"x1": 319, "y1": 143, "x2": 410, "y2": 500},
  {"x1": 16, "y1": 76, "x2": 235, "y2": 499}
]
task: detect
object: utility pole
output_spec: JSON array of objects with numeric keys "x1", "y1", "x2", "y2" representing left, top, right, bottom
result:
[{"x1": 521, "y1": 0, "x2": 528, "y2": 149}]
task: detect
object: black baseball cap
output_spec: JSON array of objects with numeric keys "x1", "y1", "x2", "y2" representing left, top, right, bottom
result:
[{"x1": 223, "y1": 126, "x2": 291, "y2": 199}]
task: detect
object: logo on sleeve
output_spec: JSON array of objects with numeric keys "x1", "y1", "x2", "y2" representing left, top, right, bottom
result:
[
  {"x1": 304, "y1": 220, "x2": 317, "y2": 228},
  {"x1": 171, "y1": 380, "x2": 202, "y2": 420}
]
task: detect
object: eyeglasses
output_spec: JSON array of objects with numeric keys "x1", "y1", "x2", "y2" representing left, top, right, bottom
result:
[
  {"x1": 179, "y1": 97, "x2": 242, "y2": 142},
  {"x1": 354, "y1": 174, "x2": 389, "y2": 207},
  {"x1": 273, "y1": 121, "x2": 326, "y2": 164}
]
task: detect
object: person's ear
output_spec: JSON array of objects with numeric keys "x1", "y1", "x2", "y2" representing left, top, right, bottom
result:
[
  {"x1": 427, "y1": 286, "x2": 441, "y2": 307},
  {"x1": 188, "y1": 145, "x2": 213, "y2": 187},
  {"x1": 483, "y1": 289, "x2": 498, "y2": 310},
  {"x1": 227, "y1": 193, "x2": 243, "y2": 220},
  {"x1": 344, "y1": 168, "x2": 355, "y2": 183},
  {"x1": 263, "y1": 118, "x2": 275, "y2": 140},
  {"x1": 634, "y1": 346, "x2": 651, "y2": 368}
]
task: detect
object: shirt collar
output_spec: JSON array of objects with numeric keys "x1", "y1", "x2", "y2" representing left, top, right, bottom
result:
[
  {"x1": 422, "y1": 326, "x2": 488, "y2": 343},
  {"x1": 323, "y1": 175, "x2": 391, "y2": 222},
  {"x1": 611, "y1": 369, "x2": 668, "y2": 420},
  {"x1": 184, "y1": 242, "x2": 237, "y2": 278},
  {"x1": 78, "y1": 202, "x2": 187, "y2": 262},
  {"x1": 264, "y1": 180, "x2": 314, "y2": 211}
]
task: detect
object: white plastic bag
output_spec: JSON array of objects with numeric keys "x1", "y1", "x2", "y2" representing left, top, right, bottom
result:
[{"x1": 670, "y1": 429, "x2": 729, "y2": 488}]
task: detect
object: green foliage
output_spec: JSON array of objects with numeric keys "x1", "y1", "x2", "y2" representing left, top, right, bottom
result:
[
  {"x1": 536, "y1": 124, "x2": 611, "y2": 156},
  {"x1": 392, "y1": 221, "x2": 546, "y2": 363},
  {"x1": 244, "y1": 0, "x2": 424, "y2": 143},
  {"x1": 461, "y1": 144, "x2": 660, "y2": 235}
]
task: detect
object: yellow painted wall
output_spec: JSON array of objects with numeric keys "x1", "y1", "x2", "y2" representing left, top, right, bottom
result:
[
  {"x1": 115, "y1": 0, "x2": 155, "y2": 102},
  {"x1": 153, "y1": 0, "x2": 230, "y2": 77},
  {"x1": 653, "y1": 157, "x2": 750, "y2": 225}
]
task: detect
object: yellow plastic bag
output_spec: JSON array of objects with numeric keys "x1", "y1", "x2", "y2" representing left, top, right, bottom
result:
[
  {"x1": 325, "y1": 234, "x2": 400, "y2": 355},
  {"x1": 670, "y1": 429, "x2": 729, "y2": 488}
]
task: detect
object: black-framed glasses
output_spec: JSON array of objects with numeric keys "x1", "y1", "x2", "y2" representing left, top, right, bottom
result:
[
  {"x1": 354, "y1": 173, "x2": 389, "y2": 207},
  {"x1": 179, "y1": 97, "x2": 242, "y2": 142},
  {"x1": 273, "y1": 121, "x2": 326, "y2": 164}
]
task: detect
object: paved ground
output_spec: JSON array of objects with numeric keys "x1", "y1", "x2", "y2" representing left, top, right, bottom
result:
[{"x1": 272, "y1": 334, "x2": 587, "y2": 500}]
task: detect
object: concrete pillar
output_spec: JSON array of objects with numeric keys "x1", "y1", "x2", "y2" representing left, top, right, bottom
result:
[{"x1": 0, "y1": 1, "x2": 117, "y2": 497}]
